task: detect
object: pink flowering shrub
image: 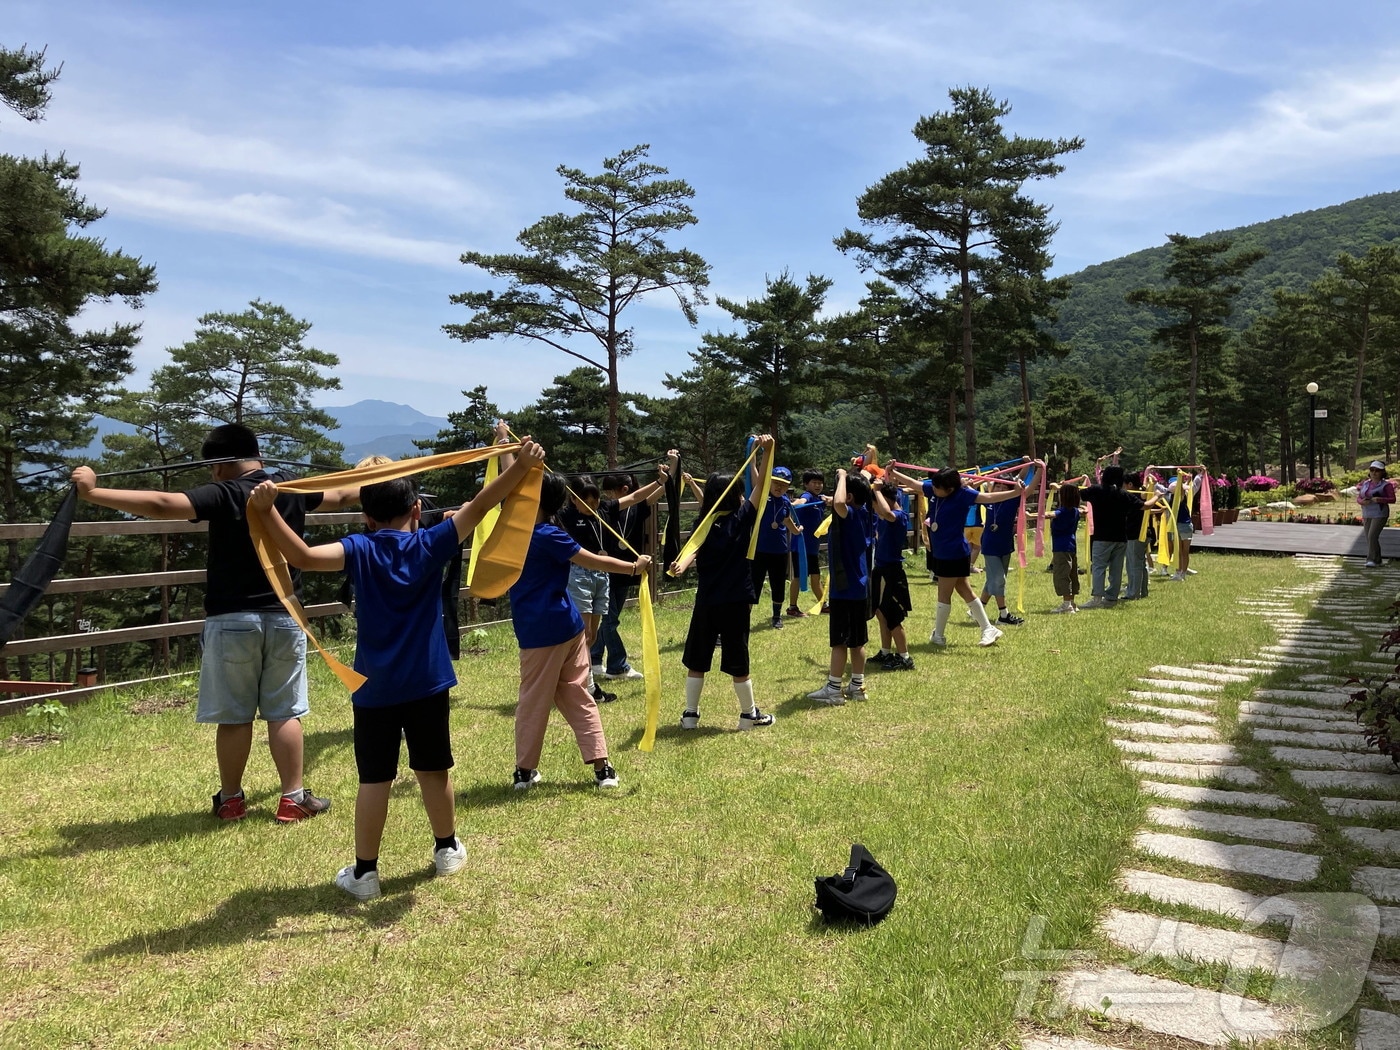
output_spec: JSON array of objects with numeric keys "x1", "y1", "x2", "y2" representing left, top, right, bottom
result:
[{"x1": 1241, "y1": 475, "x2": 1280, "y2": 492}]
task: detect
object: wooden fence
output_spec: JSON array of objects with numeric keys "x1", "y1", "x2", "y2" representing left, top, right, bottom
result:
[{"x1": 0, "y1": 505, "x2": 692, "y2": 715}]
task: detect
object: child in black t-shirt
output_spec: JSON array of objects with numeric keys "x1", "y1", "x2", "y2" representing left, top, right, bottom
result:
[{"x1": 669, "y1": 435, "x2": 776, "y2": 731}]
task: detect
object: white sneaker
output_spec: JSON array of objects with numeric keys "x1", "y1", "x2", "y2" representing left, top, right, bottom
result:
[
  {"x1": 1185, "y1": 568, "x2": 1197, "y2": 575},
  {"x1": 434, "y1": 838, "x2": 466, "y2": 876},
  {"x1": 929, "y1": 633, "x2": 947, "y2": 647},
  {"x1": 806, "y1": 682, "x2": 846, "y2": 705},
  {"x1": 1052, "y1": 601, "x2": 1074, "y2": 614},
  {"x1": 1169, "y1": 571, "x2": 1187, "y2": 582},
  {"x1": 679, "y1": 710, "x2": 700, "y2": 730},
  {"x1": 590, "y1": 663, "x2": 604, "y2": 676},
  {"x1": 1366, "y1": 561, "x2": 1378, "y2": 568},
  {"x1": 604, "y1": 667, "x2": 644, "y2": 681},
  {"x1": 335, "y1": 865, "x2": 381, "y2": 901},
  {"x1": 1080, "y1": 597, "x2": 1107, "y2": 610},
  {"x1": 737, "y1": 708, "x2": 775, "y2": 729},
  {"x1": 979, "y1": 625, "x2": 1003, "y2": 647}
]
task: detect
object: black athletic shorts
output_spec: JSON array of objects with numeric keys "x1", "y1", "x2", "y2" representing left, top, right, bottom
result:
[
  {"x1": 931, "y1": 555, "x2": 972, "y2": 579},
  {"x1": 871, "y1": 563, "x2": 912, "y2": 628},
  {"x1": 682, "y1": 601, "x2": 751, "y2": 678},
  {"x1": 790, "y1": 545, "x2": 822, "y2": 577},
  {"x1": 353, "y1": 689, "x2": 453, "y2": 784},
  {"x1": 828, "y1": 597, "x2": 870, "y2": 649}
]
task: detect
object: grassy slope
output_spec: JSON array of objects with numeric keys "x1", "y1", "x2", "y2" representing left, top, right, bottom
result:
[{"x1": 0, "y1": 551, "x2": 1301, "y2": 1049}]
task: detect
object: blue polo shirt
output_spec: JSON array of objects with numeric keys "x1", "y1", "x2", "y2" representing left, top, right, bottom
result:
[
  {"x1": 830, "y1": 505, "x2": 874, "y2": 600},
  {"x1": 1051, "y1": 507, "x2": 1079, "y2": 553},
  {"x1": 340, "y1": 517, "x2": 462, "y2": 708},
  {"x1": 755, "y1": 494, "x2": 792, "y2": 554},
  {"x1": 509, "y1": 524, "x2": 585, "y2": 649},
  {"x1": 874, "y1": 509, "x2": 909, "y2": 567},
  {"x1": 980, "y1": 497, "x2": 1021, "y2": 558},
  {"x1": 922, "y1": 483, "x2": 977, "y2": 560}
]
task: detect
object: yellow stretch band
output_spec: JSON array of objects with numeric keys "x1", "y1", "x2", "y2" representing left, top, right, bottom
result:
[
  {"x1": 466, "y1": 454, "x2": 501, "y2": 587},
  {"x1": 809, "y1": 574, "x2": 830, "y2": 616},
  {"x1": 745, "y1": 438, "x2": 773, "y2": 563}
]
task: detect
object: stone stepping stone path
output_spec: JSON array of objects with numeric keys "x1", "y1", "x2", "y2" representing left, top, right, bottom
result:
[
  {"x1": 1126, "y1": 689, "x2": 1216, "y2": 707},
  {"x1": 1119, "y1": 702, "x2": 1216, "y2": 724},
  {"x1": 1144, "y1": 806, "x2": 1317, "y2": 845},
  {"x1": 1249, "y1": 727, "x2": 1369, "y2": 749},
  {"x1": 1052, "y1": 966, "x2": 1291, "y2": 1043},
  {"x1": 1148, "y1": 664, "x2": 1252, "y2": 683},
  {"x1": 1138, "y1": 677, "x2": 1226, "y2": 693},
  {"x1": 1025, "y1": 557, "x2": 1400, "y2": 1048},
  {"x1": 1126, "y1": 761, "x2": 1263, "y2": 786},
  {"x1": 1135, "y1": 830, "x2": 1322, "y2": 881},
  {"x1": 1106, "y1": 720, "x2": 1218, "y2": 740},
  {"x1": 1115, "y1": 740, "x2": 1238, "y2": 763},
  {"x1": 1140, "y1": 781, "x2": 1288, "y2": 810}
]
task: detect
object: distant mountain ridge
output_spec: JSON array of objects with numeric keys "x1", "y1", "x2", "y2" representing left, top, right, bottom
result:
[
  {"x1": 79, "y1": 400, "x2": 450, "y2": 463},
  {"x1": 321, "y1": 399, "x2": 450, "y2": 461}
]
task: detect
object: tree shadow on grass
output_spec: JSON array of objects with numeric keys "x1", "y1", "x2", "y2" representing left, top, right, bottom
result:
[
  {"x1": 457, "y1": 776, "x2": 603, "y2": 810},
  {"x1": 86, "y1": 868, "x2": 433, "y2": 959},
  {"x1": 303, "y1": 725, "x2": 354, "y2": 766}
]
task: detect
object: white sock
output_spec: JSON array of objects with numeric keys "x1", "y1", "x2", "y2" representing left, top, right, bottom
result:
[
  {"x1": 732, "y1": 679, "x2": 755, "y2": 715},
  {"x1": 684, "y1": 676, "x2": 704, "y2": 715},
  {"x1": 897, "y1": 650, "x2": 909, "y2": 659},
  {"x1": 968, "y1": 598, "x2": 992, "y2": 630},
  {"x1": 587, "y1": 671, "x2": 596, "y2": 691},
  {"x1": 934, "y1": 602, "x2": 951, "y2": 637}
]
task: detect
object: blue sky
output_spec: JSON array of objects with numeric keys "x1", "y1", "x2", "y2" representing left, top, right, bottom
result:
[{"x1": 8, "y1": 0, "x2": 1400, "y2": 417}]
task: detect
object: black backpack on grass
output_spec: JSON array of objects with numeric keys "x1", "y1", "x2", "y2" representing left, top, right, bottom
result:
[{"x1": 814, "y1": 844, "x2": 896, "y2": 925}]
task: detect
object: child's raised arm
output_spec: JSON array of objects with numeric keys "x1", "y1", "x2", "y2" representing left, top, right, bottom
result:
[
  {"x1": 975, "y1": 476, "x2": 1027, "y2": 504},
  {"x1": 872, "y1": 485, "x2": 896, "y2": 522},
  {"x1": 247, "y1": 481, "x2": 346, "y2": 571},
  {"x1": 451, "y1": 437, "x2": 546, "y2": 544},
  {"x1": 747, "y1": 434, "x2": 774, "y2": 511},
  {"x1": 833, "y1": 468, "x2": 849, "y2": 518}
]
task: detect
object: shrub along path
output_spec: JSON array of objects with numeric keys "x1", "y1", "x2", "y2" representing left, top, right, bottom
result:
[{"x1": 1023, "y1": 555, "x2": 1400, "y2": 1050}]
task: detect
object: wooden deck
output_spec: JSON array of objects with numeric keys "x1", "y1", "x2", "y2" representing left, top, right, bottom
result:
[{"x1": 1189, "y1": 521, "x2": 1400, "y2": 559}]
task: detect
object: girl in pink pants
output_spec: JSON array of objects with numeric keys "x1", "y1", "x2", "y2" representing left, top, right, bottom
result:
[{"x1": 507, "y1": 471, "x2": 651, "y2": 790}]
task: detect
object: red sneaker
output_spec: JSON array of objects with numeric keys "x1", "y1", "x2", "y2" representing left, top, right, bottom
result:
[
  {"x1": 275, "y1": 788, "x2": 330, "y2": 823},
  {"x1": 212, "y1": 790, "x2": 246, "y2": 821},
  {"x1": 785, "y1": 606, "x2": 807, "y2": 618}
]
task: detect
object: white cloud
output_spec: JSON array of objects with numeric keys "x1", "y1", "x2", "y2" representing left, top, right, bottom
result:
[
  {"x1": 1094, "y1": 57, "x2": 1400, "y2": 198},
  {"x1": 86, "y1": 179, "x2": 464, "y2": 268},
  {"x1": 321, "y1": 22, "x2": 621, "y2": 74}
]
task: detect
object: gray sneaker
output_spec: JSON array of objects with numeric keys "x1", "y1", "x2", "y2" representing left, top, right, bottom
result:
[{"x1": 806, "y1": 682, "x2": 846, "y2": 705}]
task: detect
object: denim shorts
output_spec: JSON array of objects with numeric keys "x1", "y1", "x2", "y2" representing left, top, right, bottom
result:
[
  {"x1": 984, "y1": 553, "x2": 1012, "y2": 597},
  {"x1": 196, "y1": 611, "x2": 309, "y2": 724},
  {"x1": 1176, "y1": 519, "x2": 1194, "y2": 540},
  {"x1": 567, "y1": 564, "x2": 611, "y2": 615}
]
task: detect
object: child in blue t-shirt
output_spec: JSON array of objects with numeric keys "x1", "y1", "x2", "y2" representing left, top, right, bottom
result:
[
  {"x1": 508, "y1": 471, "x2": 652, "y2": 793},
  {"x1": 247, "y1": 438, "x2": 547, "y2": 901},
  {"x1": 978, "y1": 459, "x2": 1034, "y2": 626},
  {"x1": 1050, "y1": 483, "x2": 1082, "y2": 613},
  {"x1": 890, "y1": 466, "x2": 1026, "y2": 648},
  {"x1": 806, "y1": 468, "x2": 881, "y2": 704},
  {"x1": 670, "y1": 434, "x2": 776, "y2": 730},
  {"x1": 752, "y1": 466, "x2": 794, "y2": 630},
  {"x1": 787, "y1": 469, "x2": 828, "y2": 616},
  {"x1": 871, "y1": 479, "x2": 914, "y2": 670}
]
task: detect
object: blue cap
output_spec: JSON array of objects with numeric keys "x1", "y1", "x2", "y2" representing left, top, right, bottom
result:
[{"x1": 771, "y1": 466, "x2": 792, "y2": 482}]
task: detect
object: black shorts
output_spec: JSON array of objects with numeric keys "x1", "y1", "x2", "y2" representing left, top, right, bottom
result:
[
  {"x1": 931, "y1": 555, "x2": 971, "y2": 579},
  {"x1": 353, "y1": 689, "x2": 453, "y2": 784},
  {"x1": 871, "y1": 564, "x2": 912, "y2": 628},
  {"x1": 828, "y1": 597, "x2": 870, "y2": 649},
  {"x1": 682, "y1": 601, "x2": 751, "y2": 678}
]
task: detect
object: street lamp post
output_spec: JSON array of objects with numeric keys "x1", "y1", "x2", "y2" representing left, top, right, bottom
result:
[{"x1": 1306, "y1": 381, "x2": 1319, "y2": 480}]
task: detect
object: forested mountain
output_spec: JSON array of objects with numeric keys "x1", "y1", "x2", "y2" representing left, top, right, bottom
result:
[{"x1": 1045, "y1": 190, "x2": 1400, "y2": 395}]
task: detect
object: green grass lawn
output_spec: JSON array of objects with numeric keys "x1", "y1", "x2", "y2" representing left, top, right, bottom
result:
[{"x1": 0, "y1": 552, "x2": 1307, "y2": 1049}]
